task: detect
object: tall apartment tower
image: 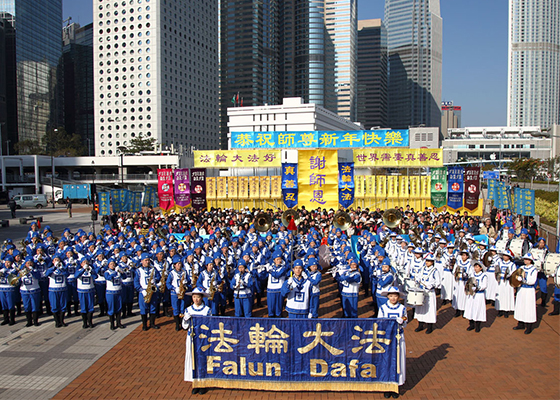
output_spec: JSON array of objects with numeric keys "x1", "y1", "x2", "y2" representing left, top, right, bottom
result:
[
  {"x1": 507, "y1": 0, "x2": 560, "y2": 128},
  {"x1": 384, "y1": 0, "x2": 442, "y2": 130},
  {"x1": 357, "y1": 19, "x2": 387, "y2": 129},
  {"x1": 440, "y1": 101, "x2": 461, "y2": 138},
  {"x1": 94, "y1": 0, "x2": 219, "y2": 156},
  {"x1": 220, "y1": 0, "x2": 357, "y2": 149},
  {"x1": 0, "y1": 0, "x2": 62, "y2": 154}
]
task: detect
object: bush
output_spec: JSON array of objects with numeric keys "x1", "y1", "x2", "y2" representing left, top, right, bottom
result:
[
  {"x1": 535, "y1": 189, "x2": 559, "y2": 203},
  {"x1": 535, "y1": 197, "x2": 558, "y2": 228}
]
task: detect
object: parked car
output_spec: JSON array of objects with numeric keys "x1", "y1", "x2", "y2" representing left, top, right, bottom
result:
[{"x1": 11, "y1": 194, "x2": 48, "y2": 209}]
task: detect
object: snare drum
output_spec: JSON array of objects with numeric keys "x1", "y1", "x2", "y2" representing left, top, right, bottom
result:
[
  {"x1": 532, "y1": 248, "x2": 547, "y2": 272},
  {"x1": 405, "y1": 278, "x2": 418, "y2": 292},
  {"x1": 544, "y1": 253, "x2": 560, "y2": 277},
  {"x1": 508, "y1": 238, "x2": 525, "y2": 258},
  {"x1": 495, "y1": 239, "x2": 508, "y2": 253},
  {"x1": 407, "y1": 290, "x2": 425, "y2": 306}
]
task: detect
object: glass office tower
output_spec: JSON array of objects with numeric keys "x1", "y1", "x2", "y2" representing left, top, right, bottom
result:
[{"x1": 0, "y1": 0, "x2": 62, "y2": 153}]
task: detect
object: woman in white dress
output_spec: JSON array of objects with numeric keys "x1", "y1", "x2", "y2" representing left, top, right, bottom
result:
[
  {"x1": 464, "y1": 261, "x2": 487, "y2": 333},
  {"x1": 183, "y1": 287, "x2": 212, "y2": 395},
  {"x1": 378, "y1": 286, "x2": 406, "y2": 399},
  {"x1": 452, "y1": 249, "x2": 471, "y2": 317},
  {"x1": 484, "y1": 246, "x2": 499, "y2": 305},
  {"x1": 513, "y1": 253, "x2": 538, "y2": 335},
  {"x1": 495, "y1": 250, "x2": 516, "y2": 318},
  {"x1": 440, "y1": 243, "x2": 456, "y2": 305},
  {"x1": 415, "y1": 254, "x2": 440, "y2": 334}
]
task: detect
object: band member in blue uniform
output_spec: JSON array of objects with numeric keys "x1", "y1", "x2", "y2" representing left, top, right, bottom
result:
[
  {"x1": 337, "y1": 257, "x2": 361, "y2": 318},
  {"x1": 306, "y1": 258, "x2": 322, "y2": 318},
  {"x1": 464, "y1": 261, "x2": 487, "y2": 333},
  {"x1": 93, "y1": 252, "x2": 108, "y2": 317},
  {"x1": 105, "y1": 259, "x2": 125, "y2": 330},
  {"x1": 75, "y1": 258, "x2": 98, "y2": 329},
  {"x1": 265, "y1": 251, "x2": 290, "y2": 318},
  {"x1": 135, "y1": 252, "x2": 161, "y2": 331},
  {"x1": 376, "y1": 261, "x2": 395, "y2": 310},
  {"x1": 196, "y1": 257, "x2": 222, "y2": 316},
  {"x1": 231, "y1": 260, "x2": 254, "y2": 317},
  {"x1": 281, "y1": 259, "x2": 312, "y2": 318},
  {"x1": 19, "y1": 257, "x2": 42, "y2": 327},
  {"x1": 46, "y1": 257, "x2": 69, "y2": 328},
  {"x1": 167, "y1": 255, "x2": 190, "y2": 331},
  {"x1": 0, "y1": 256, "x2": 18, "y2": 325}
]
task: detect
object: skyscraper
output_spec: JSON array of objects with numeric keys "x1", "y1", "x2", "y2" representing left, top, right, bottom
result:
[
  {"x1": 94, "y1": 0, "x2": 219, "y2": 156},
  {"x1": 385, "y1": 0, "x2": 442, "y2": 130},
  {"x1": 441, "y1": 101, "x2": 461, "y2": 138},
  {"x1": 507, "y1": 0, "x2": 560, "y2": 128},
  {"x1": 0, "y1": 0, "x2": 62, "y2": 154},
  {"x1": 357, "y1": 19, "x2": 387, "y2": 129},
  {"x1": 220, "y1": 0, "x2": 357, "y2": 149},
  {"x1": 62, "y1": 22, "x2": 94, "y2": 156}
]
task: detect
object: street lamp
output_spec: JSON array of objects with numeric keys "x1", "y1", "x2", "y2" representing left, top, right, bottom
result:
[
  {"x1": 117, "y1": 146, "x2": 127, "y2": 187},
  {"x1": 50, "y1": 128, "x2": 59, "y2": 208}
]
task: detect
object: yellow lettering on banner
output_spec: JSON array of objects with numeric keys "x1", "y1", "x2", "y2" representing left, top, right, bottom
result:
[
  {"x1": 330, "y1": 363, "x2": 347, "y2": 378},
  {"x1": 310, "y1": 359, "x2": 328, "y2": 377},
  {"x1": 227, "y1": 177, "x2": 238, "y2": 199},
  {"x1": 194, "y1": 150, "x2": 281, "y2": 168},
  {"x1": 238, "y1": 177, "x2": 249, "y2": 199},
  {"x1": 207, "y1": 356, "x2": 221, "y2": 374},
  {"x1": 349, "y1": 359, "x2": 359, "y2": 378},
  {"x1": 361, "y1": 364, "x2": 376, "y2": 378},
  {"x1": 248, "y1": 362, "x2": 264, "y2": 377},
  {"x1": 266, "y1": 363, "x2": 281, "y2": 377},
  {"x1": 298, "y1": 150, "x2": 338, "y2": 211},
  {"x1": 240, "y1": 356, "x2": 247, "y2": 376},
  {"x1": 353, "y1": 148, "x2": 443, "y2": 168},
  {"x1": 223, "y1": 361, "x2": 238, "y2": 375},
  {"x1": 206, "y1": 177, "x2": 217, "y2": 199}
]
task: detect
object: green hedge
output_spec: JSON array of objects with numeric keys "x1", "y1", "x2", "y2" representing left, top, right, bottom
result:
[{"x1": 535, "y1": 189, "x2": 559, "y2": 203}]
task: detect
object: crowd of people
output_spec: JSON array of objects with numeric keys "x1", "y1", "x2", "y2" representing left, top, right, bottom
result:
[{"x1": 0, "y1": 205, "x2": 558, "y2": 397}]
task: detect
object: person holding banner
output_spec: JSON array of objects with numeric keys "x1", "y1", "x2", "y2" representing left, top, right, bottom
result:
[
  {"x1": 378, "y1": 286, "x2": 407, "y2": 397},
  {"x1": 182, "y1": 287, "x2": 211, "y2": 395},
  {"x1": 281, "y1": 259, "x2": 312, "y2": 318}
]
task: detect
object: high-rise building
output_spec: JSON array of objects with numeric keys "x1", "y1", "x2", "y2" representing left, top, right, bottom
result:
[
  {"x1": 385, "y1": 0, "x2": 442, "y2": 130},
  {"x1": 220, "y1": 0, "x2": 357, "y2": 149},
  {"x1": 94, "y1": 0, "x2": 219, "y2": 156},
  {"x1": 0, "y1": 15, "x2": 15, "y2": 156},
  {"x1": 0, "y1": 18, "x2": 7, "y2": 142},
  {"x1": 357, "y1": 19, "x2": 387, "y2": 129},
  {"x1": 62, "y1": 22, "x2": 94, "y2": 156},
  {"x1": 441, "y1": 101, "x2": 461, "y2": 138},
  {"x1": 507, "y1": 0, "x2": 560, "y2": 128},
  {"x1": 0, "y1": 0, "x2": 62, "y2": 154}
]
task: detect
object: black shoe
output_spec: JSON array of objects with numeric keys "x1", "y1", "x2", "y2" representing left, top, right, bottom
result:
[
  {"x1": 475, "y1": 321, "x2": 481, "y2": 333},
  {"x1": 392, "y1": 393, "x2": 400, "y2": 398},
  {"x1": 198, "y1": 388, "x2": 207, "y2": 395},
  {"x1": 540, "y1": 292, "x2": 548, "y2": 307},
  {"x1": 467, "y1": 320, "x2": 475, "y2": 331},
  {"x1": 524, "y1": 323, "x2": 533, "y2": 335},
  {"x1": 192, "y1": 388, "x2": 199, "y2": 395},
  {"x1": 549, "y1": 302, "x2": 560, "y2": 316},
  {"x1": 59, "y1": 311, "x2": 68, "y2": 327},
  {"x1": 9, "y1": 309, "x2": 16, "y2": 325},
  {"x1": 142, "y1": 314, "x2": 149, "y2": 331},
  {"x1": 174, "y1": 316, "x2": 181, "y2": 331},
  {"x1": 116, "y1": 312, "x2": 125, "y2": 329},
  {"x1": 67, "y1": 302, "x2": 73, "y2": 318},
  {"x1": 384, "y1": 393, "x2": 392, "y2": 399},
  {"x1": 16, "y1": 303, "x2": 22, "y2": 316},
  {"x1": 454, "y1": 309, "x2": 461, "y2": 318},
  {"x1": 149, "y1": 314, "x2": 160, "y2": 329},
  {"x1": 25, "y1": 312, "x2": 33, "y2": 327},
  {"x1": 504, "y1": 312, "x2": 510, "y2": 318},
  {"x1": 87, "y1": 312, "x2": 94, "y2": 328},
  {"x1": 98, "y1": 303, "x2": 106, "y2": 318},
  {"x1": 491, "y1": 300, "x2": 495, "y2": 307},
  {"x1": 32, "y1": 312, "x2": 40, "y2": 327},
  {"x1": 0, "y1": 310, "x2": 8, "y2": 325},
  {"x1": 81, "y1": 314, "x2": 88, "y2": 329},
  {"x1": 513, "y1": 322, "x2": 525, "y2": 330},
  {"x1": 415, "y1": 322, "x2": 425, "y2": 332},
  {"x1": 426, "y1": 324, "x2": 434, "y2": 334},
  {"x1": 74, "y1": 302, "x2": 80, "y2": 316},
  {"x1": 497, "y1": 310, "x2": 504, "y2": 317},
  {"x1": 110, "y1": 315, "x2": 116, "y2": 330},
  {"x1": 54, "y1": 312, "x2": 61, "y2": 328}
]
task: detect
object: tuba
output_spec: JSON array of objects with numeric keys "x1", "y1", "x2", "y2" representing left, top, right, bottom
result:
[
  {"x1": 509, "y1": 267, "x2": 525, "y2": 288},
  {"x1": 382, "y1": 209, "x2": 402, "y2": 229},
  {"x1": 281, "y1": 208, "x2": 300, "y2": 229},
  {"x1": 333, "y1": 210, "x2": 352, "y2": 231},
  {"x1": 254, "y1": 212, "x2": 272, "y2": 233}
]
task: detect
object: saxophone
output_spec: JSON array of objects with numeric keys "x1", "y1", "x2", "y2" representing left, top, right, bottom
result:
[
  {"x1": 159, "y1": 266, "x2": 168, "y2": 293},
  {"x1": 177, "y1": 272, "x2": 186, "y2": 300},
  {"x1": 144, "y1": 268, "x2": 156, "y2": 303},
  {"x1": 208, "y1": 274, "x2": 216, "y2": 301},
  {"x1": 11, "y1": 266, "x2": 29, "y2": 286}
]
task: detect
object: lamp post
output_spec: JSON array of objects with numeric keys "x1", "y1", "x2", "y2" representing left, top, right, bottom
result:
[
  {"x1": 117, "y1": 146, "x2": 127, "y2": 187},
  {"x1": 51, "y1": 128, "x2": 58, "y2": 208}
]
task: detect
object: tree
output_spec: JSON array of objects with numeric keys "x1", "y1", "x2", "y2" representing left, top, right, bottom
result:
[
  {"x1": 14, "y1": 139, "x2": 44, "y2": 155},
  {"x1": 508, "y1": 158, "x2": 543, "y2": 180},
  {"x1": 42, "y1": 127, "x2": 85, "y2": 156},
  {"x1": 543, "y1": 156, "x2": 560, "y2": 181},
  {"x1": 126, "y1": 133, "x2": 157, "y2": 153}
]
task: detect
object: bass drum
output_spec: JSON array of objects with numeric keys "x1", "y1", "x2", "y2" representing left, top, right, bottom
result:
[
  {"x1": 508, "y1": 238, "x2": 525, "y2": 259},
  {"x1": 555, "y1": 266, "x2": 560, "y2": 289},
  {"x1": 543, "y1": 253, "x2": 560, "y2": 277},
  {"x1": 531, "y1": 248, "x2": 547, "y2": 272},
  {"x1": 495, "y1": 239, "x2": 508, "y2": 253}
]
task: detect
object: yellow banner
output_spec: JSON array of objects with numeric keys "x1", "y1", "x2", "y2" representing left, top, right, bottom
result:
[
  {"x1": 270, "y1": 176, "x2": 282, "y2": 199},
  {"x1": 354, "y1": 148, "x2": 443, "y2": 168},
  {"x1": 216, "y1": 177, "x2": 227, "y2": 199},
  {"x1": 238, "y1": 177, "x2": 249, "y2": 199},
  {"x1": 194, "y1": 150, "x2": 282, "y2": 168},
  {"x1": 206, "y1": 177, "x2": 217, "y2": 200},
  {"x1": 420, "y1": 175, "x2": 431, "y2": 199},
  {"x1": 387, "y1": 176, "x2": 398, "y2": 198},
  {"x1": 377, "y1": 176, "x2": 386, "y2": 199},
  {"x1": 227, "y1": 176, "x2": 238, "y2": 199},
  {"x1": 259, "y1": 176, "x2": 270, "y2": 199},
  {"x1": 355, "y1": 175, "x2": 365, "y2": 198},
  {"x1": 365, "y1": 176, "x2": 375, "y2": 198},
  {"x1": 399, "y1": 176, "x2": 409, "y2": 198},
  {"x1": 298, "y1": 150, "x2": 338, "y2": 210},
  {"x1": 249, "y1": 176, "x2": 260, "y2": 199},
  {"x1": 409, "y1": 176, "x2": 419, "y2": 198}
]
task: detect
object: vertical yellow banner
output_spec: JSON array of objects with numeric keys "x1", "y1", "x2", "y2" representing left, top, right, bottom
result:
[
  {"x1": 355, "y1": 175, "x2": 365, "y2": 198},
  {"x1": 409, "y1": 176, "x2": 419, "y2": 198},
  {"x1": 387, "y1": 176, "x2": 398, "y2": 198},
  {"x1": 238, "y1": 177, "x2": 249, "y2": 199},
  {"x1": 216, "y1": 177, "x2": 227, "y2": 199},
  {"x1": 260, "y1": 176, "x2": 270, "y2": 199},
  {"x1": 270, "y1": 176, "x2": 282, "y2": 199},
  {"x1": 298, "y1": 150, "x2": 338, "y2": 210},
  {"x1": 399, "y1": 176, "x2": 409, "y2": 199},
  {"x1": 365, "y1": 176, "x2": 374, "y2": 198},
  {"x1": 227, "y1": 177, "x2": 238, "y2": 199},
  {"x1": 377, "y1": 176, "x2": 387, "y2": 199},
  {"x1": 206, "y1": 177, "x2": 216, "y2": 200},
  {"x1": 249, "y1": 176, "x2": 260, "y2": 199},
  {"x1": 421, "y1": 175, "x2": 431, "y2": 199}
]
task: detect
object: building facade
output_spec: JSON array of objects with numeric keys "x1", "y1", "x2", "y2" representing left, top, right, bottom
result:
[
  {"x1": 385, "y1": 0, "x2": 442, "y2": 130},
  {"x1": 357, "y1": 19, "x2": 387, "y2": 129},
  {"x1": 507, "y1": 0, "x2": 560, "y2": 128},
  {"x1": 441, "y1": 101, "x2": 461, "y2": 138},
  {"x1": 0, "y1": 0, "x2": 62, "y2": 154},
  {"x1": 62, "y1": 22, "x2": 94, "y2": 156},
  {"x1": 94, "y1": 0, "x2": 219, "y2": 156}
]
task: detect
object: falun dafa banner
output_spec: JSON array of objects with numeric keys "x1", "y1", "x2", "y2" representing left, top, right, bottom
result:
[
  {"x1": 353, "y1": 148, "x2": 443, "y2": 168},
  {"x1": 298, "y1": 150, "x2": 339, "y2": 211},
  {"x1": 194, "y1": 150, "x2": 282, "y2": 168}
]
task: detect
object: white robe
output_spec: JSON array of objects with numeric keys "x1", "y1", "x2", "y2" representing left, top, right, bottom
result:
[
  {"x1": 514, "y1": 266, "x2": 538, "y2": 323},
  {"x1": 495, "y1": 260, "x2": 515, "y2": 312},
  {"x1": 184, "y1": 304, "x2": 212, "y2": 382},
  {"x1": 464, "y1": 271, "x2": 488, "y2": 322},
  {"x1": 378, "y1": 301, "x2": 407, "y2": 386},
  {"x1": 452, "y1": 259, "x2": 471, "y2": 311},
  {"x1": 415, "y1": 265, "x2": 440, "y2": 324}
]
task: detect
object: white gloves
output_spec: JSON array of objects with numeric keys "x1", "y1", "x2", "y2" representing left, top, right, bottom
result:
[
  {"x1": 396, "y1": 317, "x2": 404, "y2": 324},
  {"x1": 142, "y1": 290, "x2": 147, "y2": 297}
]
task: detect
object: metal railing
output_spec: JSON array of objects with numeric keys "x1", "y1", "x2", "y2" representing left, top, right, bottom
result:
[{"x1": 78, "y1": 174, "x2": 157, "y2": 181}]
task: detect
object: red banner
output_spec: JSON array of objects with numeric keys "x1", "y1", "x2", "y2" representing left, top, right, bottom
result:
[
  {"x1": 464, "y1": 166, "x2": 480, "y2": 211},
  {"x1": 157, "y1": 168, "x2": 174, "y2": 212}
]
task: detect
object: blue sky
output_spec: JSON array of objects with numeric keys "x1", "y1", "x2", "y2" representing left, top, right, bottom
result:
[{"x1": 63, "y1": 0, "x2": 508, "y2": 127}]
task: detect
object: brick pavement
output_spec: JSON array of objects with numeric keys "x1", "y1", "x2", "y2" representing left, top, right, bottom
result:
[{"x1": 54, "y1": 277, "x2": 560, "y2": 400}]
